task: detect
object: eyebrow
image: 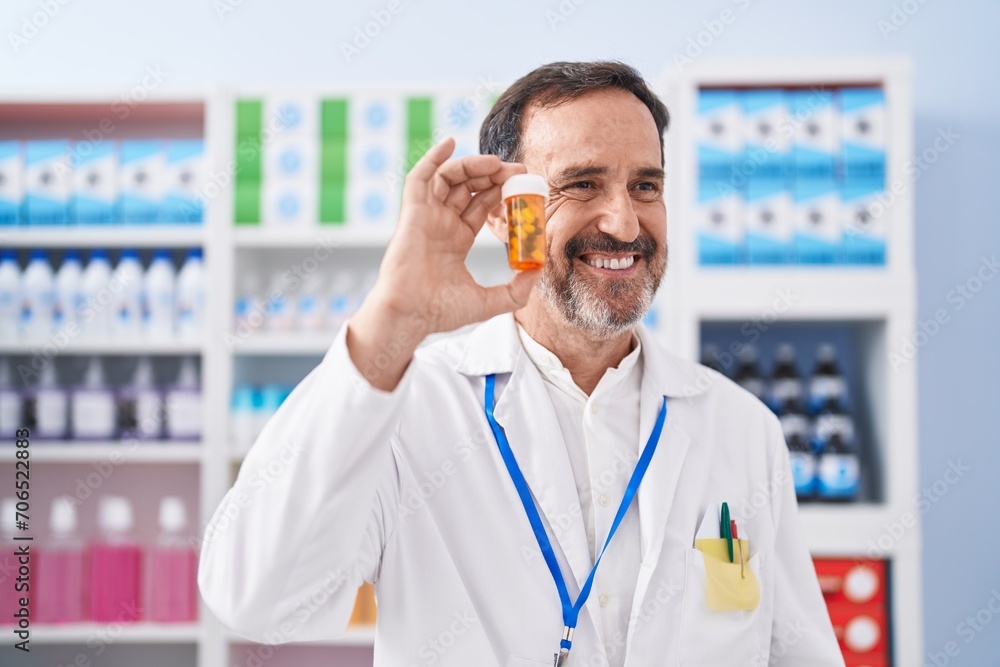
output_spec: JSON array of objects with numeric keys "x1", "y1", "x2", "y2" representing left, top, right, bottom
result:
[{"x1": 552, "y1": 164, "x2": 665, "y2": 183}]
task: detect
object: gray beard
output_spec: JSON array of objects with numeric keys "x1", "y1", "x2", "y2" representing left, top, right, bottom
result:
[{"x1": 538, "y1": 259, "x2": 660, "y2": 339}]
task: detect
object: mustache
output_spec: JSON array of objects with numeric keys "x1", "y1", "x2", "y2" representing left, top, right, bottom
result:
[{"x1": 563, "y1": 232, "x2": 658, "y2": 263}]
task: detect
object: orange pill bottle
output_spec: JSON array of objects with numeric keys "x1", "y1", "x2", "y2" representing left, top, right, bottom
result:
[{"x1": 501, "y1": 174, "x2": 549, "y2": 271}]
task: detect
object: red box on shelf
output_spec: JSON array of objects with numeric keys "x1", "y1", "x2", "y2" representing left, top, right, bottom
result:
[{"x1": 814, "y1": 558, "x2": 891, "y2": 664}]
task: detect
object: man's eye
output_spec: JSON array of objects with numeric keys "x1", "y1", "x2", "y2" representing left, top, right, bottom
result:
[
  {"x1": 568, "y1": 181, "x2": 594, "y2": 190},
  {"x1": 635, "y1": 182, "x2": 659, "y2": 192}
]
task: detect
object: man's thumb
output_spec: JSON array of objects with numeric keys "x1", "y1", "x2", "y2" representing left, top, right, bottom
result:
[{"x1": 480, "y1": 270, "x2": 541, "y2": 318}]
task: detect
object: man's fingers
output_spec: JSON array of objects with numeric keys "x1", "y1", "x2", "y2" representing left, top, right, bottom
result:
[
  {"x1": 433, "y1": 157, "x2": 526, "y2": 205},
  {"x1": 460, "y1": 184, "x2": 504, "y2": 232},
  {"x1": 478, "y1": 270, "x2": 542, "y2": 320},
  {"x1": 436, "y1": 153, "x2": 526, "y2": 188},
  {"x1": 403, "y1": 137, "x2": 456, "y2": 200},
  {"x1": 443, "y1": 174, "x2": 508, "y2": 213}
]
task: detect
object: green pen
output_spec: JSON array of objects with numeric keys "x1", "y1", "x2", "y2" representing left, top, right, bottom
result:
[{"x1": 720, "y1": 502, "x2": 734, "y2": 563}]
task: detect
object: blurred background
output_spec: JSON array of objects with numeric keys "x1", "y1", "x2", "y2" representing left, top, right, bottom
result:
[{"x1": 0, "y1": 0, "x2": 997, "y2": 665}]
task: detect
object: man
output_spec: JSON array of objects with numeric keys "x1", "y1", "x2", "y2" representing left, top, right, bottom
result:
[{"x1": 199, "y1": 61, "x2": 844, "y2": 666}]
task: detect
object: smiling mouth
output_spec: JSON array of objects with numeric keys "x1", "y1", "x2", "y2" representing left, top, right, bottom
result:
[{"x1": 578, "y1": 253, "x2": 640, "y2": 271}]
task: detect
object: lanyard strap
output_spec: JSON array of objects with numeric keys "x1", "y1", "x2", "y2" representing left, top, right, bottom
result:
[{"x1": 483, "y1": 374, "x2": 668, "y2": 652}]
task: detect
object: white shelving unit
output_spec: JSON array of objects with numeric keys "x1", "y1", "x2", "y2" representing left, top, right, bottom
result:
[
  {"x1": 0, "y1": 339, "x2": 205, "y2": 355},
  {"x1": 0, "y1": 89, "x2": 227, "y2": 667},
  {"x1": 226, "y1": 626, "x2": 376, "y2": 647},
  {"x1": 0, "y1": 225, "x2": 206, "y2": 248},
  {"x1": 27, "y1": 442, "x2": 203, "y2": 464},
  {"x1": 661, "y1": 58, "x2": 921, "y2": 664},
  {"x1": 32, "y1": 622, "x2": 202, "y2": 644},
  {"x1": 3, "y1": 62, "x2": 921, "y2": 666},
  {"x1": 229, "y1": 333, "x2": 337, "y2": 356}
]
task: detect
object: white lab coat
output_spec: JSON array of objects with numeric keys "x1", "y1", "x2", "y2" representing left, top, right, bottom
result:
[{"x1": 199, "y1": 314, "x2": 844, "y2": 667}]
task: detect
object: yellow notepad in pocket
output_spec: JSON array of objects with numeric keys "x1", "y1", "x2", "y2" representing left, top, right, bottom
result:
[{"x1": 694, "y1": 538, "x2": 760, "y2": 611}]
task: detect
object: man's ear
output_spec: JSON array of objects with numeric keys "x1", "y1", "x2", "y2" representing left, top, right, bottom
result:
[{"x1": 484, "y1": 201, "x2": 507, "y2": 245}]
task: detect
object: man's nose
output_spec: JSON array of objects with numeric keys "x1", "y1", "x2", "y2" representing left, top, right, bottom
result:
[{"x1": 595, "y1": 187, "x2": 640, "y2": 243}]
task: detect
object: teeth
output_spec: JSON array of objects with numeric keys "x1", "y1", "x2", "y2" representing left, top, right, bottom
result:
[{"x1": 586, "y1": 256, "x2": 635, "y2": 270}]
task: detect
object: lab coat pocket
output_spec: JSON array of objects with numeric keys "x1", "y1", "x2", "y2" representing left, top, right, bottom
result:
[{"x1": 679, "y1": 546, "x2": 765, "y2": 665}]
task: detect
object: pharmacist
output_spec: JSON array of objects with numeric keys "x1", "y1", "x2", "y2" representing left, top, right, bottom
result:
[{"x1": 199, "y1": 61, "x2": 844, "y2": 667}]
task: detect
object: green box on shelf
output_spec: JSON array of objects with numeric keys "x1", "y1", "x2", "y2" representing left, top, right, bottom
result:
[
  {"x1": 234, "y1": 181, "x2": 261, "y2": 225},
  {"x1": 321, "y1": 98, "x2": 349, "y2": 139},
  {"x1": 234, "y1": 135, "x2": 263, "y2": 181},
  {"x1": 235, "y1": 99, "x2": 263, "y2": 138},
  {"x1": 405, "y1": 97, "x2": 434, "y2": 174},
  {"x1": 406, "y1": 97, "x2": 433, "y2": 137},
  {"x1": 319, "y1": 182, "x2": 346, "y2": 224},
  {"x1": 320, "y1": 138, "x2": 348, "y2": 184}
]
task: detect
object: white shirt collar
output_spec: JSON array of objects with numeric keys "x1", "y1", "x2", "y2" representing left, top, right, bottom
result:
[{"x1": 516, "y1": 323, "x2": 642, "y2": 403}]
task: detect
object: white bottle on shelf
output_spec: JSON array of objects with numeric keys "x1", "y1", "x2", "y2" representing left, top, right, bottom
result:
[
  {"x1": 0, "y1": 250, "x2": 20, "y2": 341},
  {"x1": 176, "y1": 248, "x2": 205, "y2": 340},
  {"x1": 0, "y1": 358, "x2": 22, "y2": 439},
  {"x1": 230, "y1": 385, "x2": 256, "y2": 452},
  {"x1": 144, "y1": 249, "x2": 176, "y2": 339},
  {"x1": 31, "y1": 362, "x2": 67, "y2": 440},
  {"x1": 22, "y1": 249, "x2": 56, "y2": 339},
  {"x1": 81, "y1": 249, "x2": 113, "y2": 340},
  {"x1": 113, "y1": 249, "x2": 144, "y2": 339},
  {"x1": 326, "y1": 270, "x2": 356, "y2": 332},
  {"x1": 264, "y1": 271, "x2": 294, "y2": 332},
  {"x1": 119, "y1": 357, "x2": 163, "y2": 440},
  {"x1": 296, "y1": 272, "x2": 327, "y2": 331},
  {"x1": 71, "y1": 357, "x2": 117, "y2": 441},
  {"x1": 54, "y1": 250, "x2": 84, "y2": 333},
  {"x1": 165, "y1": 357, "x2": 201, "y2": 441},
  {"x1": 234, "y1": 272, "x2": 262, "y2": 334}
]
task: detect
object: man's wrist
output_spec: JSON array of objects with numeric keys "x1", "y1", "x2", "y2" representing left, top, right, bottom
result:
[{"x1": 346, "y1": 302, "x2": 423, "y2": 392}]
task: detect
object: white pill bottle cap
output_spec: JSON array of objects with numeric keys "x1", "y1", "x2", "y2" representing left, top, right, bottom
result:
[{"x1": 502, "y1": 174, "x2": 549, "y2": 203}]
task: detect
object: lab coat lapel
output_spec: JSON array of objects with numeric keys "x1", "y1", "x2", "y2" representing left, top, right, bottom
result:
[
  {"x1": 455, "y1": 315, "x2": 594, "y2": 592},
  {"x1": 492, "y1": 351, "x2": 595, "y2": 592},
  {"x1": 628, "y1": 363, "x2": 690, "y2": 607},
  {"x1": 623, "y1": 327, "x2": 706, "y2": 658},
  {"x1": 630, "y1": 324, "x2": 710, "y2": 569}
]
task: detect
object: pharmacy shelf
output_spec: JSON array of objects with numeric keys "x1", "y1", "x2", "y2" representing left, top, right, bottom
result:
[
  {"x1": 0, "y1": 225, "x2": 206, "y2": 248},
  {"x1": 0, "y1": 88, "x2": 228, "y2": 667},
  {"x1": 686, "y1": 269, "x2": 911, "y2": 320},
  {"x1": 229, "y1": 332, "x2": 335, "y2": 356},
  {"x1": 665, "y1": 57, "x2": 921, "y2": 665},
  {"x1": 233, "y1": 225, "x2": 499, "y2": 250},
  {"x1": 30, "y1": 622, "x2": 202, "y2": 644},
  {"x1": 233, "y1": 226, "x2": 392, "y2": 248},
  {"x1": 19, "y1": 442, "x2": 203, "y2": 463},
  {"x1": 227, "y1": 625, "x2": 376, "y2": 647},
  {"x1": 0, "y1": 338, "x2": 205, "y2": 355},
  {"x1": 799, "y1": 504, "x2": 920, "y2": 557}
]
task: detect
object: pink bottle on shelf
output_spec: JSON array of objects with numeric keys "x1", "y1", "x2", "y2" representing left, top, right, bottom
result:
[
  {"x1": 147, "y1": 496, "x2": 198, "y2": 622},
  {"x1": 88, "y1": 496, "x2": 143, "y2": 623},
  {"x1": 0, "y1": 497, "x2": 27, "y2": 625},
  {"x1": 36, "y1": 496, "x2": 85, "y2": 623}
]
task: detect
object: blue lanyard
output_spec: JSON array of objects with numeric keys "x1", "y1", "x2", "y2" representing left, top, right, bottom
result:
[{"x1": 483, "y1": 374, "x2": 668, "y2": 662}]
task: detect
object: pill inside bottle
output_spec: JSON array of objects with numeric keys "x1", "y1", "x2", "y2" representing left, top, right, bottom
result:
[{"x1": 501, "y1": 174, "x2": 549, "y2": 271}]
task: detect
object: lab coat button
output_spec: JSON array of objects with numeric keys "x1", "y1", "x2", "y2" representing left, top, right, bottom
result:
[
  {"x1": 599, "y1": 594, "x2": 609, "y2": 607},
  {"x1": 598, "y1": 494, "x2": 610, "y2": 507},
  {"x1": 590, "y1": 403, "x2": 599, "y2": 414}
]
